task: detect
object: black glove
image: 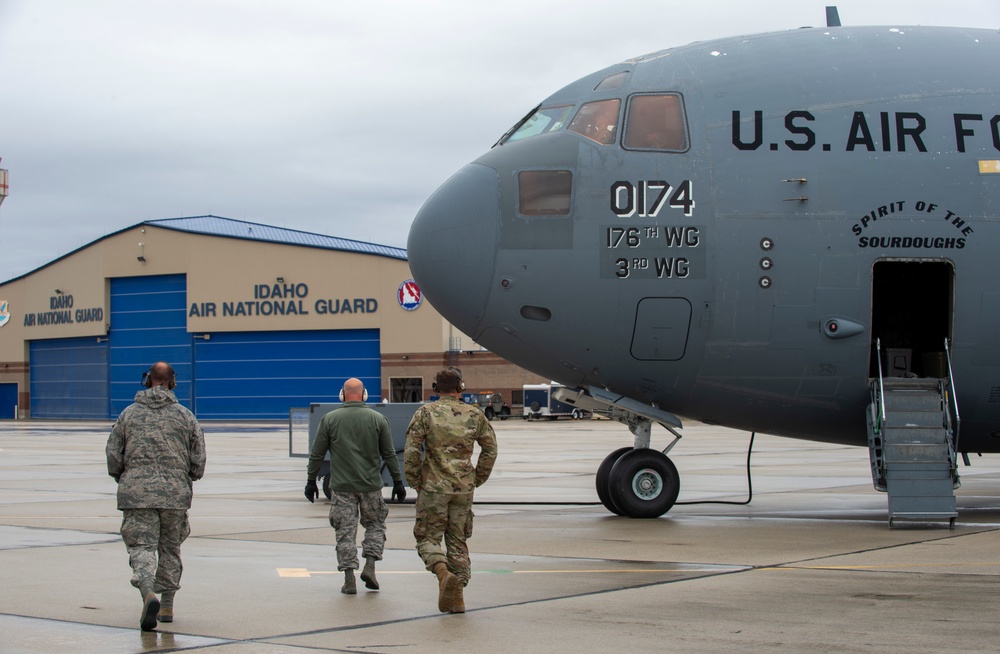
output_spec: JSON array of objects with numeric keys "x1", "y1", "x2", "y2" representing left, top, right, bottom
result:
[
  {"x1": 391, "y1": 480, "x2": 406, "y2": 503},
  {"x1": 304, "y1": 480, "x2": 318, "y2": 503}
]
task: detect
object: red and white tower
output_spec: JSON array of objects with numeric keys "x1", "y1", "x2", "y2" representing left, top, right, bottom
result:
[{"x1": 0, "y1": 157, "x2": 8, "y2": 207}]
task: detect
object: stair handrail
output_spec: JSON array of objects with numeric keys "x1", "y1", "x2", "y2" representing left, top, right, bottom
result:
[
  {"x1": 943, "y1": 337, "x2": 961, "y2": 453},
  {"x1": 871, "y1": 338, "x2": 886, "y2": 435}
]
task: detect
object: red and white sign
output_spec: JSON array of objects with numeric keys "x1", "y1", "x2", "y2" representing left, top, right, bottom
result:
[{"x1": 398, "y1": 279, "x2": 422, "y2": 311}]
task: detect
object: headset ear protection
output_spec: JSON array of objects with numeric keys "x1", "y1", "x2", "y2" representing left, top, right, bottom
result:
[
  {"x1": 340, "y1": 384, "x2": 368, "y2": 402},
  {"x1": 433, "y1": 367, "x2": 465, "y2": 392},
  {"x1": 141, "y1": 366, "x2": 177, "y2": 390}
]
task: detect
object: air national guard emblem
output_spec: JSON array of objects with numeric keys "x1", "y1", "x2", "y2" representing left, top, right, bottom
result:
[
  {"x1": 398, "y1": 279, "x2": 422, "y2": 311},
  {"x1": 0, "y1": 301, "x2": 9, "y2": 327}
]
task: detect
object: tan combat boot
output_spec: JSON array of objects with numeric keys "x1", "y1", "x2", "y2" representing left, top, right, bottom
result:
[
  {"x1": 450, "y1": 584, "x2": 465, "y2": 613},
  {"x1": 159, "y1": 591, "x2": 174, "y2": 623},
  {"x1": 139, "y1": 585, "x2": 160, "y2": 632},
  {"x1": 433, "y1": 562, "x2": 459, "y2": 613}
]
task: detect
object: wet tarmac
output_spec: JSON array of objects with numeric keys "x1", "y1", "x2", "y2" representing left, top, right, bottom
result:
[{"x1": 2, "y1": 417, "x2": 1000, "y2": 653}]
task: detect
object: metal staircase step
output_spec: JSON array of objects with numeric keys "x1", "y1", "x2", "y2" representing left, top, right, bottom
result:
[
  {"x1": 884, "y1": 393, "x2": 942, "y2": 412},
  {"x1": 883, "y1": 443, "x2": 951, "y2": 462},
  {"x1": 882, "y1": 410, "x2": 943, "y2": 427}
]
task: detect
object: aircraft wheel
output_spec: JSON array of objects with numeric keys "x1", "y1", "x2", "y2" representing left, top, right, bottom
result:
[
  {"x1": 595, "y1": 447, "x2": 633, "y2": 515},
  {"x1": 608, "y1": 449, "x2": 679, "y2": 519}
]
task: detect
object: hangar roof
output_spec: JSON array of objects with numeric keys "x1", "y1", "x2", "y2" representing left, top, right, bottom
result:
[
  {"x1": 2, "y1": 214, "x2": 408, "y2": 284},
  {"x1": 147, "y1": 216, "x2": 408, "y2": 261}
]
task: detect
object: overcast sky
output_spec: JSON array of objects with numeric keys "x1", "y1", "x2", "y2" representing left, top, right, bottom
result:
[{"x1": 0, "y1": 0, "x2": 997, "y2": 282}]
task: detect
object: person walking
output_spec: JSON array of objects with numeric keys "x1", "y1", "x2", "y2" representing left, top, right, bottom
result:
[
  {"x1": 106, "y1": 361, "x2": 206, "y2": 631},
  {"x1": 306, "y1": 378, "x2": 406, "y2": 594},
  {"x1": 404, "y1": 368, "x2": 498, "y2": 613}
]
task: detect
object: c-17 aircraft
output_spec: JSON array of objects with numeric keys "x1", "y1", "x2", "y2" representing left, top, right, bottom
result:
[{"x1": 407, "y1": 9, "x2": 1000, "y2": 524}]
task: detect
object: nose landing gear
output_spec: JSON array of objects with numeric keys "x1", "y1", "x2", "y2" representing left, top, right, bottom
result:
[
  {"x1": 595, "y1": 414, "x2": 682, "y2": 518},
  {"x1": 551, "y1": 385, "x2": 684, "y2": 519}
]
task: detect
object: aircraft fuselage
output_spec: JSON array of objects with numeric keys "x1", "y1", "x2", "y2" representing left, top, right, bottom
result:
[{"x1": 408, "y1": 25, "x2": 1000, "y2": 453}]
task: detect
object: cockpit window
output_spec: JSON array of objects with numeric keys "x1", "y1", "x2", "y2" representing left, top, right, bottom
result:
[
  {"x1": 568, "y1": 99, "x2": 621, "y2": 145},
  {"x1": 504, "y1": 105, "x2": 575, "y2": 143},
  {"x1": 519, "y1": 170, "x2": 572, "y2": 216},
  {"x1": 623, "y1": 94, "x2": 688, "y2": 151},
  {"x1": 594, "y1": 71, "x2": 629, "y2": 91}
]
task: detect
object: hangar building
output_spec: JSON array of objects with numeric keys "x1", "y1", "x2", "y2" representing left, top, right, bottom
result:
[{"x1": 0, "y1": 215, "x2": 544, "y2": 419}]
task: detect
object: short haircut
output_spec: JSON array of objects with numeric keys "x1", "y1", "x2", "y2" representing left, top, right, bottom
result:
[{"x1": 434, "y1": 368, "x2": 462, "y2": 393}]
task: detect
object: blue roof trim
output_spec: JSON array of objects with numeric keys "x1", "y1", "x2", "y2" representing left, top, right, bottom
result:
[
  {"x1": 0, "y1": 214, "x2": 408, "y2": 284},
  {"x1": 145, "y1": 215, "x2": 408, "y2": 260}
]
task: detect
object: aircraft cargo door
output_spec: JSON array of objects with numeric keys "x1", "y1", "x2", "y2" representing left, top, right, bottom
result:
[
  {"x1": 630, "y1": 297, "x2": 692, "y2": 361},
  {"x1": 870, "y1": 261, "x2": 953, "y2": 378}
]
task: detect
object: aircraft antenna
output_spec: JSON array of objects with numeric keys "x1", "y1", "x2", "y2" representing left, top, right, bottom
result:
[{"x1": 826, "y1": 6, "x2": 841, "y2": 27}]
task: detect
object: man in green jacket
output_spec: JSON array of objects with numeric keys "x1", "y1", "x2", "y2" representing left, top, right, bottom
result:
[{"x1": 306, "y1": 378, "x2": 405, "y2": 594}]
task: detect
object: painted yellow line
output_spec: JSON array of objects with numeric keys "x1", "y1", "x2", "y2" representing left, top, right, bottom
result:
[
  {"x1": 278, "y1": 562, "x2": 1000, "y2": 578},
  {"x1": 277, "y1": 567, "x2": 744, "y2": 578}
]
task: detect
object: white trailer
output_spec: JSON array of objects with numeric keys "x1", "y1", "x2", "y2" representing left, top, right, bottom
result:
[{"x1": 522, "y1": 383, "x2": 588, "y2": 420}]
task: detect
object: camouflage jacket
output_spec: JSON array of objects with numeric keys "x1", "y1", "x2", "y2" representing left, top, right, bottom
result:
[
  {"x1": 404, "y1": 395, "x2": 498, "y2": 494},
  {"x1": 307, "y1": 401, "x2": 401, "y2": 493},
  {"x1": 106, "y1": 386, "x2": 207, "y2": 510}
]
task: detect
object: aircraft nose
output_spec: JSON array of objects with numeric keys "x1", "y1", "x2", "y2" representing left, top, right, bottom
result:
[{"x1": 407, "y1": 163, "x2": 500, "y2": 337}]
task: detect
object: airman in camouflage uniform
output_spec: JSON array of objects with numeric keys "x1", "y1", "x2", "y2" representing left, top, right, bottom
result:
[
  {"x1": 305, "y1": 378, "x2": 406, "y2": 595},
  {"x1": 106, "y1": 361, "x2": 206, "y2": 631},
  {"x1": 404, "y1": 368, "x2": 497, "y2": 613}
]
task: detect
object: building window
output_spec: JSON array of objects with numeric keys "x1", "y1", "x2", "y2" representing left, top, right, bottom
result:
[{"x1": 390, "y1": 377, "x2": 423, "y2": 403}]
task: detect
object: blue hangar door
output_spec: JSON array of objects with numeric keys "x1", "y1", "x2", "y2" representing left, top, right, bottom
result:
[
  {"x1": 29, "y1": 336, "x2": 109, "y2": 419},
  {"x1": 193, "y1": 329, "x2": 381, "y2": 419},
  {"x1": 109, "y1": 274, "x2": 193, "y2": 417}
]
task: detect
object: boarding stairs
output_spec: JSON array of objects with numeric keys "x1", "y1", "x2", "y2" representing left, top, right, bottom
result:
[{"x1": 867, "y1": 340, "x2": 960, "y2": 528}]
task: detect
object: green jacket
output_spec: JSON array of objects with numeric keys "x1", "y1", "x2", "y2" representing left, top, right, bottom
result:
[{"x1": 308, "y1": 401, "x2": 401, "y2": 493}]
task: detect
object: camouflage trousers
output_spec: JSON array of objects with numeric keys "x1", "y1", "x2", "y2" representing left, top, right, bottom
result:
[
  {"x1": 413, "y1": 491, "x2": 474, "y2": 586},
  {"x1": 120, "y1": 508, "x2": 190, "y2": 595},
  {"x1": 329, "y1": 490, "x2": 388, "y2": 571}
]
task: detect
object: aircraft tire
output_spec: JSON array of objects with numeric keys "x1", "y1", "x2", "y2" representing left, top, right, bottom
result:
[
  {"x1": 596, "y1": 447, "x2": 633, "y2": 515},
  {"x1": 608, "y1": 449, "x2": 680, "y2": 519}
]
